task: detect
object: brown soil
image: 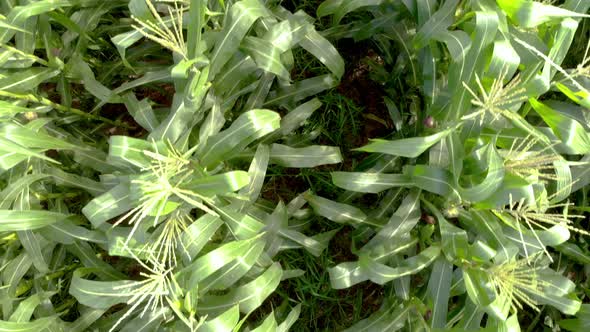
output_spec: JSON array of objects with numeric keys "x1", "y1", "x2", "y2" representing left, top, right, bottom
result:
[
  {"x1": 101, "y1": 83, "x2": 175, "y2": 137},
  {"x1": 135, "y1": 84, "x2": 175, "y2": 107},
  {"x1": 336, "y1": 41, "x2": 393, "y2": 146},
  {"x1": 328, "y1": 226, "x2": 358, "y2": 263},
  {"x1": 312, "y1": 40, "x2": 395, "y2": 176},
  {"x1": 101, "y1": 103, "x2": 145, "y2": 137},
  {"x1": 261, "y1": 168, "x2": 310, "y2": 202}
]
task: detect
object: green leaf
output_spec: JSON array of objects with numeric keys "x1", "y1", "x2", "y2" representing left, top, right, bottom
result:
[
  {"x1": 1, "y1": 252, "x2": 31, "y2": 304},
  {"x1": 108, "y1": 136, "x2": 165, "y2": 169},
  {"x1": 0, "y1": 100, "x2": 45, "y2": 118},
  {"x1": 240, "y1": 144, "x2": 269, "y2": 203},
  {"x1": 363, "y1": 244, "x2": 441, "y2": 284},
  {"x1": 215, "y1": 206, "x2": 265, "y2": 239},
  {"x1": 209, "y1": 0, "x2": 269, "y2": 79},
  {"x1": 488, "y1": 39, "x2": 521, "y2": 79},
  {"x1": 502, "y1": 222, "x2": 570, "y2": 255},
  {"x1": 180, "y1": 214, "x2": 224, "y2": 263},
  {"x1": 328, "y1": 261, "x2": 365, "y2": 289},
  {"x1": 252, "y1": 313, "x2": 278, "y2": 332},
  {"x1": 570, "y1": 153, "x2": 590, "y2": 193},
  {"x1": 432, "y1": 30, "x2": 471, "y2": 62},
  {"x1": 456, "y1": 298, "x2": 484, "y2": 329},
  {"x1": 457, "y1": 144, "x2": 505, "y2": 202},
  {"x1": 299, "y1": 29, "x2": 345, "y2": 79},
  {"x1": 530, "y1": 98, "x2": 590, "y2": 154},
  {"x1": 17, "y1": 230, "x2": 48, "y2": 273},
  {"x1": 461, "y1": 210, "x2": 516, "y2": 262},
  {"x1": 280, "y1": 228, "x2": 336, "y2": 258},
  {"x1": 244, "y1": 73, "x2": 275, "y2": 111},
  {"x1": 304, "y1": 193, "x2": 369, "y2": 226},
  {"x1": 82, "y1": 183, "x2": 133, "y2": 229},
  {"x1": 0, "y1": 317, "x2": 57, "y2": 331},
  {"x1": 0, "y1": 173, "x2": 49, "y2": 209},
  {"x1": 463, "y1": 268, "x2": 495, "y2": 307},
  {"x1": 414, "y1": 0, "x2": 460, "y2": 49},
  {"x1": 112, "y1": 69, "x2": 171, "y2": 96},
  {"x1": 0, "y1": 136, "x2": 59, "y2": 171},
  {"x1": 69, "y1": 269, "x2": 140, "y2": 309},
  {"x1": 1, "y1": 0, "x2": 72, "y2": 42},
  {"x1": 556, "y1": 82, "x2": 590, "y2": 109},
  {"x1": 404, "y1": 165, "x2": 459, "y2": 199},
  {"x1": 331, "y1": 172, "x2": 412, "y2": 193},
  {"x1": 241, "y1": 36, "x2": 290, "y2": 80},
  {"x1": 74, "y1": 148, "x2": 123, "y2": 174},
  {"x1": 447, "y1": 11, "x2": 499, "y2": 121},
  {"x1": 342, "y1": 300, "x2": 408, "y2": 332},
  {"x1": 277, "y1": 304, "x2": 302, "y2": 332},
  {"x1": 552, "y1": 157, "x2": 573, "y2": 202},
  {"x1": 0, "y1": 210, "x2": 67, "y2": 231},
  {"x1": 364, "y1": 190, "x2": 421, "y2": 249},
  {"x1": 182, "y1": 236, "x2": 264, "y2": 287},
  {"x1": 9, "y1": 292, "x2": 54, "y2": 322},
  {"x1": 497, "y1": 0, "x2": 590, "y2": 28},
  {"x1": 559, "y1": 304, "x2": 590, "y2": 331},
  {"x1": 45, "y1": 217, "x2": 107, "y2": 245},
  {"x1": 67, "y1": 242, "x2": 126, "y2": 280},
  {"x1": 476, "y1": 173, "x2": 537, "y2": 208},
  {"x1": 68, "y1": 56, "x2": 117, "y2": 104},
  {"x1": 123, "y1": 93, "x2": 159, "y2": 132},
  {"x1": 199, "y1": 306, "x2": 240, "y2": 332},
  {"x1": 148, "y1": 70, "x2": 208, "y2": 143},
  {"x1": 198, "y1": 240, "x2": 265, "y2": 293},
  {"x1": 200, "y1": 110, "x2": 280, "y2": 168},
  {"x1": 264, "y1": 74, "x2": 338, "y2": 107},
  {"x1": 0, "y1": 68, "x2": 59, "y2": 92},
  {"x1": 269, "y1": 144, "x2": 342, "y2": 168},
  {"x1": 427, "y1": 258, "x2": 452, "y2": 329},
  {"x1": 183, "y1": 171, "x2": 249, "y2": 196},
  {"x1": 49, "y1": 167, "x2": 105, "y2": 196},
  {"x1": 110, "y1": 29, "x2": 143, "y2": 68},
  {"x1": 0, "y1": 123, "x2": 79, "y2": 150},
  {"x1": 528, "y1": 286, "x2": 581, "y2": 315},
  {"x1": 198, "y1": 263, "x2": 282, "y2": 315},
  {"x1": 555, "y1": 243, "x2": 590, "y2": 264},
  {"x1": 212, "y1": 54, "x2": 257, "y2": 95},
  {"x1": 317, "y1": 0, "x2": 385, "y2": 24},
  {"x1": 317, "y1": 0, "x2": 344, "y2": 18},
  {"x1": 120, "y1": 308, "x2": 169, "y2": 332},
  {"x1": 542, "y1": 18, "x2": 578, "y2": 82},
  {"x1": 356, "y1": 127, "x2": 454, "y2": 157},
  {"x1": 199, "y1": 99, "x2": 226, "y2": 149},
  {"x1": 265, "y1": 202, "x2": 335, "y2": 257}
]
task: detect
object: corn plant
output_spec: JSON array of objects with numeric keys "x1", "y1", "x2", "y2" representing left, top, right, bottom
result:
[
  {"x1": 3, "y1": 0, "x2": 590, "y2": 330},
  {"x1": 312, "y1": 0, "x2": 590, "y2": 330},
  {"x1": 0, "y1": 0, "x2": 345, "y2": 330}
]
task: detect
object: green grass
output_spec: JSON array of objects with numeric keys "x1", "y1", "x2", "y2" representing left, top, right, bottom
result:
[
  {"x1": 272, "y1": 225, "x2": 384, "y2": 331},
  {"x1": 262, "y1": 40, "x2": 389, "y2": 326},
  {"x1": 261, "y1": 50, "x2": 379, "y2": 328}
]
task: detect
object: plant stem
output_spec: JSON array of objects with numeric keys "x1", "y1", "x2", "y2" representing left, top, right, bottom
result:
[{"x1": 0, "y1": 90, "x2": 132, "y2": 128}]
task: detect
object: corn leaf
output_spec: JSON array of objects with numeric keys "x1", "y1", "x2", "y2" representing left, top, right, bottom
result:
[{"x1": 0, "y1": 210, "x2": 68, "y2": 231}]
